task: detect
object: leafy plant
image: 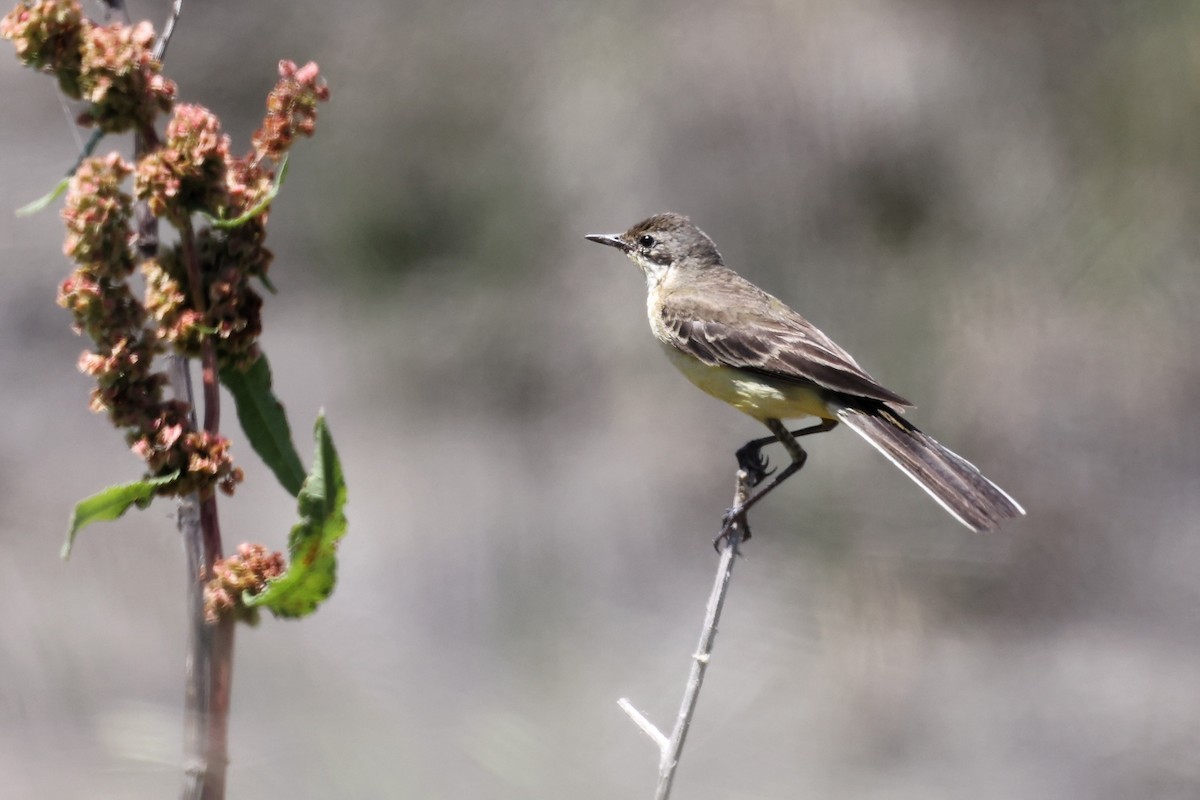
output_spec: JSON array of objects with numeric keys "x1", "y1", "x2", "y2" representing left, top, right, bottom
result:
[{"x1": 3, "y1": 2, "x2": 344, "y2": 796}]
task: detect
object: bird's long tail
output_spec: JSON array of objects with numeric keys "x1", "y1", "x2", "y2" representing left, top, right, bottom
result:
[{"x1": 834, "y1": 405, "x2": 1024, "y2": 531}]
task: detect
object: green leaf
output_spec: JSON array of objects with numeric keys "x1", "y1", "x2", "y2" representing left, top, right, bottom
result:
[
  {"x1": 63, "y1": 472, "x2": 180, "y2": 559},
  {"x1": 202, "y1": 154, "x2": 289, "y2": 229},
  {"x1": 221, "y1": 353, "x2": 306, "y2": 497},
  {"x1": 245, "y1": 414, "x2": 347, "y2": 618},
  {"x1": 256, "y1": 270, "x2": 278, "y2": 294},
  {"x1": 16, "y1": 177, "x2": 70, "y2": 217},
  {"x1": 19, "y1": 130, "x2": 106, "y2": 217}
]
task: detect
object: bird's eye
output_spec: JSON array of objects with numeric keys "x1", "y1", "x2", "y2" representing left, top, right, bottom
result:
[{"x1": 638, "y1": 234, "x2": 656, "y2": 248}]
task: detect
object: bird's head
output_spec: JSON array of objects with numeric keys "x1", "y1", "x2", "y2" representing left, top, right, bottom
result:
[{"x1": 585, "y1": 212, "x2": 723, "y2": 287}]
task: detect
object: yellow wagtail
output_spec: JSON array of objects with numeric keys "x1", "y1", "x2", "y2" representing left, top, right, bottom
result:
[{"x1": 585, "y1": 212, "x2": 1024, "y2": 541}]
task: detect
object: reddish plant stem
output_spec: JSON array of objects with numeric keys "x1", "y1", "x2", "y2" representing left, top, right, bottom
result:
[
  {"x1": 201, "y1": 348, "x2": 220, "y2": 433},
  {"x1": 175, "y1": 217, "x2": 232, "y2": 800},
  {"x1": 178, "y1": 221, "x2": 221, "y2": 434},
  {"x1": 127, "y1": 7, "x2": 231, "y2": 798},
  {"x1": 208, "y1": 612, "x2": 234, "y2": 800},
  {"x1": 181, "y1": 491, "x2": 233, "y2": 800}
]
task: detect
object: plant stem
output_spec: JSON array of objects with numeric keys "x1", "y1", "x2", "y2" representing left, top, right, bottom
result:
[
  {"x1": 179, "y1": 221, "x2": 221, "y2": 433},
  {"x1": 173, "y1": 220, "x2": 233, "y2": 800},
  {"x1": 153, "y1": 0, "x2": 185, "y2": 62},
  {"x1": 142, "y1": 67, "x2": 231, "y2": 793},
  {"x1": 620, "y1": 469, "x2": 750, "y2": 800},
  {"x1": 179, "y1": 487, "x2": 233, "y2": 800},
  {"x1": 99, "y1": 3, "x2": 232, "y2": 795}
]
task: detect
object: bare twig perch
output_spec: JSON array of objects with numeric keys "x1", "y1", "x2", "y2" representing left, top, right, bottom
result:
[{"x1": 620, "y1": 469, "x2": 751, "y2": 800}]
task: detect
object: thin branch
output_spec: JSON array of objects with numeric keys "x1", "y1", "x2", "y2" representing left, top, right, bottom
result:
[
  {"x1": 178, "y1": 221, "x2": 221, "y2": 433},
  {"x1": 172, "y1": 396, "x2": 207, "y2": 795},
  {"x1": 153, "y1": 0, "x2": 184, "y2": 62},
  {"x1": 621, "y1": 469, "x2": 751, "y2": 800},
  {"x1": 160, "y1": 222, "x2": 230, "y2": 800},
  {"x1": 167, "y1": 358, "x2": 206, "y2": 782},
  {"x1": 171, "y1": 353, "x2": 233, "y2": 800},
  {"x1": 174, "y1": 217, "x2": 232, "y2": 800},
  {"x1": 617, "y1": 698, "x2": 669, "y2": 752},
  {"x1": 131, "y1": 7, "x2": 232, "y2": 796},
  {"x1": 170, "y1": 365, "x2": 233, "y2": 800}
]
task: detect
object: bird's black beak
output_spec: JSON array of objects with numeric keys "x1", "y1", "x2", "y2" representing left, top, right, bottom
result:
[{"x1": 584, "y1": 233, "x2": 630, "y2": 252}]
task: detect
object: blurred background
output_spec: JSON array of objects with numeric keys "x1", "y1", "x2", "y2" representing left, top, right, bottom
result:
[{"x1": 3, "y1": 1, "x2": 1199, "y2": 797}]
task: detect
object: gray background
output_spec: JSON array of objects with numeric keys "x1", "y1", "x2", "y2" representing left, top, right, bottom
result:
[{"x1": 2, "y1": 1, "x2": 1198, "y2": 798}]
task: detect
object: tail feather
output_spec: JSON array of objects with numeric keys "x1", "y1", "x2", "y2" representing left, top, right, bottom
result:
[{"x1": 835, "y1": 406, "x2": 1024, "y2": 532}]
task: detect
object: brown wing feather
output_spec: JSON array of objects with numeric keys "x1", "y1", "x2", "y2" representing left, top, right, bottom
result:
[{"x1": 658, "y1": 269, "x2": 911, "y2": 407}]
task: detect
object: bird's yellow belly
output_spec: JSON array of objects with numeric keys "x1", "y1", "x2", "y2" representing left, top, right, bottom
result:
[{"x1": 659, "y1": 342, "x2": 834, "y2": 422}]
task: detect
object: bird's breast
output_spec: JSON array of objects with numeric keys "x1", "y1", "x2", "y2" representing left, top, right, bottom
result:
[{"x1": 656, "y1": 340, "x2": 833, "y2": 422}]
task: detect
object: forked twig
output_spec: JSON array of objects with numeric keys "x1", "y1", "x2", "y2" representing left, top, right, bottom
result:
[{"x1": 620, "y1": 469, "x2": 751, "y2": 800}]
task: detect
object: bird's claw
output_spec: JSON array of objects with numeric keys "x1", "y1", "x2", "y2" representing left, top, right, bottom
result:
[
  {"x1": 737, "y1": 448, "x2": 774, "y2": 488},
  {"x1": 713, "y1": 506, "x2": 751, "y2": 552}
]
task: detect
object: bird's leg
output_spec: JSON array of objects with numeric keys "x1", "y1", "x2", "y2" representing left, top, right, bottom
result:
[
  {"x1": 735, "y1": 418, "x2": 839, "y2": 487},
  {"x1": 716, "y1": 418, "x2": 838, "y2": 550}
]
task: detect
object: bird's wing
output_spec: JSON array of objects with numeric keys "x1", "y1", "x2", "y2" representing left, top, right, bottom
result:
[{"x1": 658, "y1": 276, "x2": 911, "y2": 407}]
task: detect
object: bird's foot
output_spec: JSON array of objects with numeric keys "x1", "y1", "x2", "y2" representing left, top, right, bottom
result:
[
  {"x1": 736, "y1": 445, "x2": 774, "y2": 488},
  {"x1": 713, "y1": 506, "x2": 751, "y2": 553}
]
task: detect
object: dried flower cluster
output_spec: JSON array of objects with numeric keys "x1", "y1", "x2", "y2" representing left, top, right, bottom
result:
[
  {"x1": 252, "y1": 59, "x2": 331, "y2": 162},
  {"x1": 1, "y1": 0, "x2": 174, "y2": 131},
  {"x1": 136, "y1": 104, "x2": 229, "y2": 223},
  {"x1": 204, "y1": 543, "x2": 286, "y2": 622},
  {"x1": 59, "y1": 154, "x2": 244, "y2": 495},
  {"x1": 4, "y1": 1, "x2": 329, "y2": 498},
  {"x1": 136, "y1": 102, "x2": 273, "y2": 371}
]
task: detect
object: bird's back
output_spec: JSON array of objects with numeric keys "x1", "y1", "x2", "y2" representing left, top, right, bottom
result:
[{"x1": 650, "y1": 264, "x2": 910, "y2": 409}]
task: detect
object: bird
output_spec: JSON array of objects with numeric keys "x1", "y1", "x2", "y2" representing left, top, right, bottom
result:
[{"x1": 585, "y1": 212, "x2": 1023, "y2": 542}]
